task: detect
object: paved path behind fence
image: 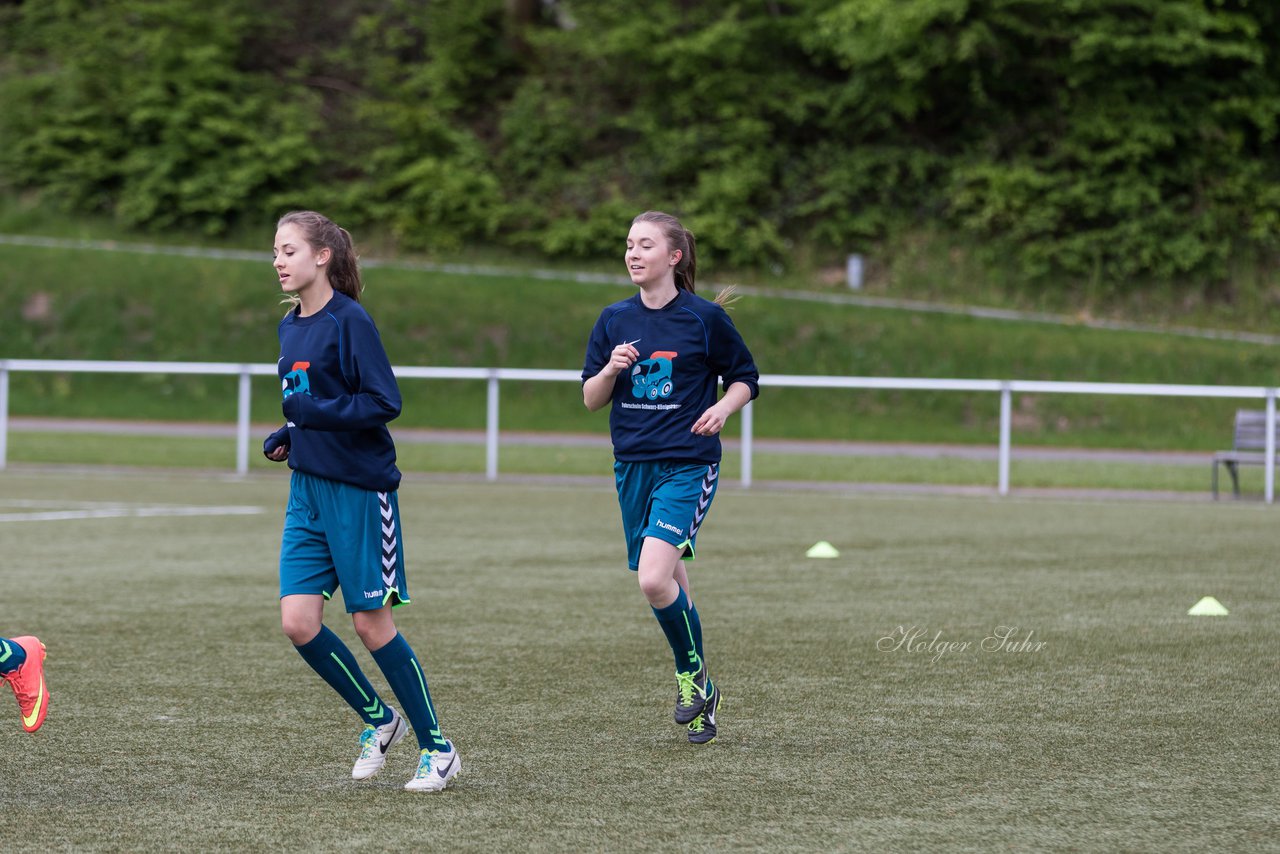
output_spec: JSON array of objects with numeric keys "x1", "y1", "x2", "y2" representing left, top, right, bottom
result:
[{"x1": 7, "y1": 416, "x2": 1211, "y2": 467}]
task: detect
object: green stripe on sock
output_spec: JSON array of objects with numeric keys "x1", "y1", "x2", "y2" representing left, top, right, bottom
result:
[
  {"x1": 330, "y1": 652, "x2": 371, "y2": 702},
  {"x1": 680, "y1": 612, "x2": 701, "y2": 670},
  {"x1": 410, "y1": 658, "x2": 441, "y2": 734},
  {"x1": 330, "y1": 653, "x2": 384, "y2": 720}
]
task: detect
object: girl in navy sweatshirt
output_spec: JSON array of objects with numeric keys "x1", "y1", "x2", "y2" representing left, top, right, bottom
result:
[
  {"x1": 264, "y1": 211, "x2": 458, "y2": 792},
  {"x1": 582, "y1": 210, "x2": 760, "y2": 745}
]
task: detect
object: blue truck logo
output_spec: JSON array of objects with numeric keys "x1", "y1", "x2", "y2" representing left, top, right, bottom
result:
[
  {"x1": 630, "y1": 351, "x2": 677, "y2": 400},
  {"x1": 282, "y1": 361, "x2": 311, "y2": 398}
]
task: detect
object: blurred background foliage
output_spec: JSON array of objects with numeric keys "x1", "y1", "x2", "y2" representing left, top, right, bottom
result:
[{"x1": 2, "y1": 0, "x2": 1278, "y2": 292}]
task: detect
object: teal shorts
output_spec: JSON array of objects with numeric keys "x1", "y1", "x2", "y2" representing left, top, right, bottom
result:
[
  {"x1": 613, "y1": 460, "x2": 720, "y2": 570},
  {"x1": 279, "y1": 470, "x2": 410, "y2": 612}
]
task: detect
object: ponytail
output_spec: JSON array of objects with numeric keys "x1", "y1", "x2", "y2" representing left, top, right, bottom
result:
[
  {"x1": 327, "y1": 225, "x2": 362, "y2": 302},
  {"x1": 675, "y1": 227, "x2": 697, "y2": 294},
  {"x1": 711, "y1": 284, "x2": 739, "y2": 308}
]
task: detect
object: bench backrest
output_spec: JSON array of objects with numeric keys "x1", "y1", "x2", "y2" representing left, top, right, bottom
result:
[{"x1": 1233, "y1": 409, "x2": 1280, "y2": 450}]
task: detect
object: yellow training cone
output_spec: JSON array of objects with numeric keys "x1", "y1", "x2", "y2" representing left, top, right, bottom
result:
[
  {"x1": 806, "y1": 541, "x2": 840, "y2": 559},
  {"x1": 1187, "y1": 596, "x2": 1229, "y2": 616}
]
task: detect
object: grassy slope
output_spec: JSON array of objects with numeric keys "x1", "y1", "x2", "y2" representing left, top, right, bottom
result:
[
  {"x1": 4, "y1": 242, "x2": 1280, "y2": 450},
  {"x1": 0, "y1": 472, "x2": 1275, "y2": 851}
]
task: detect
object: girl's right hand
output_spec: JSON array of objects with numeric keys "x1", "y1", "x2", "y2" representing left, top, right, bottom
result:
[
  {"x1": 606, "y1": 342, "x2": 639, "y2": 376},
  {"x1": 265, "y1": 445, "x2": 289, "y2": 462}
]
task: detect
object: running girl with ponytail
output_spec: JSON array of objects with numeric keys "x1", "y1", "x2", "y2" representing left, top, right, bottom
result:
[
  {"x1": 581, "y1": 210, "x2": 759, "y2": 745},
  {"x1": 263, "y1": 211, "x2": 459, "y2": 791}
]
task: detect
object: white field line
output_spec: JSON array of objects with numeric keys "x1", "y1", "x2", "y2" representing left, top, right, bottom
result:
[{"x1": 0, "y1": 501, "x2": 265, "y2": 523}]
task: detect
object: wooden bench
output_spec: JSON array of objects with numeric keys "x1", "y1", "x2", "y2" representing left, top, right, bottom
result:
[{"x1": 1212, "y1": 409, "x2": 1280, "y2": 498}]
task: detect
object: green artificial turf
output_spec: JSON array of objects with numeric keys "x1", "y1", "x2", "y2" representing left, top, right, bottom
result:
[{"x1": 0, "y1": 471, "x2": 1275, "y2": 851}]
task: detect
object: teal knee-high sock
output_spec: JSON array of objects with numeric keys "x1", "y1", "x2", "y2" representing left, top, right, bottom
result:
[
  {"x1": 686, "y1": 601, "x2": 705, "y2": 665},
  {"x1": 294, "y1": 626, "x2": 392, "y2": 726},
  {"x1": 371, "y1": 633, "x2": 449, "y2": 752},
  {"x1": 651, "y1": 588, "x2": 704, "y2": 674},
  {"x1": 0, "y1": 637, "x2": 27, "y2": 675}
]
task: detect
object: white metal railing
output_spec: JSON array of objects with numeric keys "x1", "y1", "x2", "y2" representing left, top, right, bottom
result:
[{"x1": 0, "y1": 359, "x2": 1275, "y2": 502}]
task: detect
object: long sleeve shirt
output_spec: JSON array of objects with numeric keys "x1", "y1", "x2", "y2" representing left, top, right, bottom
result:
[
  {"x1": 582, "y1": 290, "x2": 759, "y2": 463},
  {"x1": 264, "y1": 292, "x2": 402, "y2": 492}
]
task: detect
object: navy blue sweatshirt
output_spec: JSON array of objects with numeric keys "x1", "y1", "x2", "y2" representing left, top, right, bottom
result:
[
  {"x1": 263, "y1": 292, "x2": 402, "y2": 492},
  {"x1": 582, "y1": 290, "x2": 759, "y2": 463}
]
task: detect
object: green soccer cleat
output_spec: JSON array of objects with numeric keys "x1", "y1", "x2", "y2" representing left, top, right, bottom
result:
[
  {"x1": 687, "y1": 681, "x2": 720, "y2": 745},
  {"x1": 674, "y1": 660, "x2": 711, "y2": 726}
]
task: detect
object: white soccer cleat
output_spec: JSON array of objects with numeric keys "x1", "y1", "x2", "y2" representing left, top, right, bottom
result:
[
  {"x1": 351, "y1": 708, "x2": 407, "y2": 780},
  {"x1": 404, "y1": 741, "x2": 460, "y2": 792}
]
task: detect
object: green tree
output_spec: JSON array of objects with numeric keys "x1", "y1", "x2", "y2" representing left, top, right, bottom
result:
[
  {"x1": 809, "y1": 0, "x2": 1280, "y2": 286},
  {"x1": 3, "y1": 0, "x2": 1278, "y2": 287},
  {"x1": 0, "y1": 0, "x2": 320, "y2": 233}
]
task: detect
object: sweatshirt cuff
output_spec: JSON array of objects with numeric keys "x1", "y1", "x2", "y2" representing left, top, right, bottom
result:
[
  {"x1": 263, "y1": 427, "x2": 290, "y2": 456},
  {"x1": 282, "y1": 393, "x2": 304, "y2": 427}
]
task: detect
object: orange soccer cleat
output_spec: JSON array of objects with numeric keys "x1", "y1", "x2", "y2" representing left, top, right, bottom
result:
[{"x1": 2, "y1": 636, "x2": 49, "y2": 733}]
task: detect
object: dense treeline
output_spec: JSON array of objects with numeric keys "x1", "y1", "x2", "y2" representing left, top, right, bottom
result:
[{"x1": 2, "y1": 0, "x2": 1278, "y2": 288}]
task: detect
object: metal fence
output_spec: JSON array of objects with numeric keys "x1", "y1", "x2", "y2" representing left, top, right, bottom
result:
[{"x1": 1, "y1": 359, "x2": 1276, "y2": 501}]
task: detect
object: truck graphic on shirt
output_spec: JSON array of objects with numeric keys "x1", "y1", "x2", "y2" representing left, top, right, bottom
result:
[
  {"x1": 631, "y1": 351, "x2": 677, "y2": 400},
  {"x1": 282, "y1": 361, "x2": 311, "y2": 398}
]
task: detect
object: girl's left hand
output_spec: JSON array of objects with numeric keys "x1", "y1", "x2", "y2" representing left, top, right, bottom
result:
[{"x1": 691, "y1": 405, "x2": 729, "y2": 436}]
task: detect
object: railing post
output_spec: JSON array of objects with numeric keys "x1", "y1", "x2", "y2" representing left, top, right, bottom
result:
[
  {"x1": 0, "y1": 362, "x2": 9, "y2": 471},
  {"x1": 998, "y1": 382, "x2": 1012, "y2": 496},
  {"x1": 740, "y1": 399, "x2": 753, "y2": 488},
  {"x1": 486, "y1": 371, "x2": 500, "y2": 482},
  {"x1": 236, "y1": 366, "x2": 252, "y2": 476},
  {"x1": 1266, "y1": 388, "x2": 1276, "y2": 505}
]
